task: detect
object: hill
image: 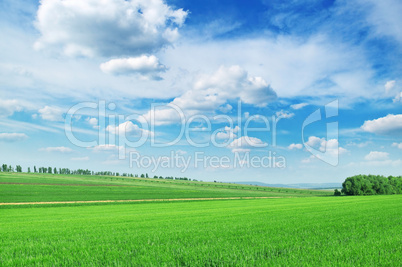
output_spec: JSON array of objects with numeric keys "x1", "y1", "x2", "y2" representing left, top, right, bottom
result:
[{"x1": 0, "y1": 172, "x2": 332, "y2": 204}]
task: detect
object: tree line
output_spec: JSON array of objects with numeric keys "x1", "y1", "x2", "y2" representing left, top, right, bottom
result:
[
  {"x1": 0, "y1": 163, "x2": 194, "y2": 181},
  {"x1": 337, "y1": 175, "x2": 402, "y2": 195}
]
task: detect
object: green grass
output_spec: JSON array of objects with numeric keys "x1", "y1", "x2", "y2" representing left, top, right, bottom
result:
[
  {"x1": 0, "y1": 173, "x2": 332, "y2": 203},
  {"x1": 0, "y1": 196, "x2": 401, "y2": 265}
]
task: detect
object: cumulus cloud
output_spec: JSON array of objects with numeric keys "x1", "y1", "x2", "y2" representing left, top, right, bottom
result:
[
  {"x1": 100, "y1": 55, "x2": 167, "y2": 80},
  {"x1": 219, "y1": 104, "x2": 233, "y2": 113},
  {"x1": 393, "y1": 92, "x2": 402, "y2": 103},
  {"x1": 361, "y1": 114, "x2": 402, "y2": 135},
  {"x1": 290, "y1": 103, "x2": 308, "y2": 110},
  {"x1": 216, "y1": 126, "x2": 240, "y2": 140},
  {"x1": 106, "y1": 121, "x2": 153, "y2": 137},
  {"x1": 275, "y1": 110, "x2": 295, "y2": 119},
  {"x1": 175, "y1": 65, "x2": 276, "y2": 110},
  {"x1": 288, "y1": 143, "x2": 303, "y2": 150},
  {"x1": 392, "y1": 142, "x2": 402, "y2": 149},
  {"x1": 364, "y1": 151, "x2": 389, "y2": 161},
  {"x1": 86, "y1": 117, "x2": 98, "y2": 128},
  {"x1": 227, "y1": 136, "x2": 267, "y2": 153},
  {"x1": 38, "y1": 106, "x2": 64, "y2": 121},
  {"x1": 140, "y1": 65, "x2": 277, "y2": 125},
  {"x1": 39, "y1": 146, "x2": 74, "y2": 153},
  {"x1": 34, "y1": 0, "x2": 187, "y2": 57},
  {"x1": 0, "y1": 133, "x2": 28, "y2": 142},
  {"x1": 305, "y1": 136, "x2": 348, "y2": 156},
  {"x1": 302, "y1": 136, "x2": 348, "y2": 164},
  {"x1": 0, "y1": 99, "x2": 29, "y2": 117},
  {"x1": 385, "y1": 80, "x2": 396, "y2": 93},
  {"x1": 139, "y1": 105, "x2": 184, "y2": 126}
]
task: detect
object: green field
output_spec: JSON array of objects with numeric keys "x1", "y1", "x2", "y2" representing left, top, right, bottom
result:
[
  {"x1": 1, "y1": 173, "x2": 401, "y2": 266},
  {"x1": 0, "y1": 173, "x2": 331, "y2": 203}
]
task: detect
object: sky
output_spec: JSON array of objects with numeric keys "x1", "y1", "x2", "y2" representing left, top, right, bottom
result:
[{"x1": 0, "y1": 0, "x2": 401, "y2": 184}]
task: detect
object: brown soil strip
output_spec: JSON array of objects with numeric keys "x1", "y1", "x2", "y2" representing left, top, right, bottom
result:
[
  {"x1": 0, "y1": 182, "x2": 133, "y2": 187},
  {"x1": 0, "y1": 197, "x2": 281, "y2": 206}
]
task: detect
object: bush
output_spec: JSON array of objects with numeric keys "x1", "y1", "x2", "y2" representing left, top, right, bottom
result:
[{"x1": 341, "y1": 175, "x2": 402, "y2": 195}]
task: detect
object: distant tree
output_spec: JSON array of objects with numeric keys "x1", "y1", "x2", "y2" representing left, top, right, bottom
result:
[
  {"x1": 146, "y1": 173, "x2": 149, "y2": 178},
  {"x1": 334, "y1": 189, "x2": 341, "y2": 196},
  {"x1": 16, "y1": 165, "x2": 22, "y2": 172},
  {"x1": 2, "y1": 164, "x2": 7, "y2": 172},
  {"x1": 48, "y1": 167, "x2": 52, "y2": 174},
  {"x1": 140, "y1": 174, "x2": 145, "y2": 178},
  {"x1": 54, "y1": 167, "x2": 58, "y2": 174},
  {"x1": 28, "y1": 167, "x2": 31, "y2": 173},
  {"x1": 34, "y1": 166, "x2": 37, "y2": 173}
]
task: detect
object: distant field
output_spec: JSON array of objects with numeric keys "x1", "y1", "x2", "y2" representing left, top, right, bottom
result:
[
  {"x1": 1, "y1": 196, "x2": 401, "y2": 265},
  {"x1": 0, "y1": 173, "x2": 332, "y2": 203}
]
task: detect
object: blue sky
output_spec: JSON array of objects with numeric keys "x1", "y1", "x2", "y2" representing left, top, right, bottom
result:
[{"x1": 0, "y1": 0, "x2": 401, "y2": 183}]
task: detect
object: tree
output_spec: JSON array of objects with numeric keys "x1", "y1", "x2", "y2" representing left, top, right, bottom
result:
[
  {"x1": 16, "y1": 165, "x2": 22, "y2": 172},
  {"x1": 34, "y1": 166, "x2": 37, "y2": 173},
  {"x1": 2, "y1": 164, "x2": 7, "y2": 172},
  {"x1": 334, "y1": 189, "x2": 341, "y2": 196},
  {"x1": 54, "y1": 167, "x2": 58, "y2": 174},
  {"x1": 28, "y1": 167, "x2": 31, "y2": 173},
  {"x1": 341, "y1": 175, "x2": 402, "y2": 195},
  {"x1": 48, "y1": 167, "x2": 52, "y2": 174}
]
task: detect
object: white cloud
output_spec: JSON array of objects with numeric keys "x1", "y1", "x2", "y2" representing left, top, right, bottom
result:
[
  {"x1": 38, "y1": 106, "x2": 64, "y2": 121},
  {"x1": 0, "y1": 99, "x2": 29, "y2": 117},
  {"x1": 219, "y1": 104, "x2": 233, "y2": 113},
  {"x1": 393, "y1": 92, "x2": 402, "y2": 103},
  {"x1": 34, "y1": 0, "x2": 187, "y2": 57},
  {"x1": 385, "y1": 80, "x2": 396, "y2": 93},
  {"x1": 86, "y1": 117, "x2": 98, "y2": 128},
  {"x1": 361, "y1": 114, "x2": 402, "y2": 135},
  {"x1": 216, "y1": 126, "x2": 240, "y2": 140},
  {"x1": 305, "y1": 136, "x2": 348, "y2": 156},
  {"x1": 364, "y1": 151, "x2": 389, "y2": 161},
  {"x1": 290, "y1": 103, "x2": 308, "y2": 110},
  {"x1": 392, "y1": 142, "x2": 402, "y2": 149},
  {"x1": 139, "y1": 105, "x2": 184, "y2": 126},
  {"x1": 359, "y1": 0, "x2": 402, "y2": 45},
  {"x1": 39, "y1": 146, "x2": 74, "y2": 153},
  {"x1": 175, "y1": 65, "x2": 276, "y2": 109},
  {"x1": 140, "y1": 65, "x2": 277, "y2": 125},
  {"x1": 288, "y1": 143, "x2": 303, "y2": 150},
  {"x1": 71, "y1": 156, "x2": 90, "y2": 161},
  {"x1": 0, "y1": 133, "x2": 28, "y2": 142},
  {"x1": 106, "y1": 121, "x2": 153, "y2": 137},
  {"x1": 275, "y1": 110, "x2": 295, "y2": 119},
  {"x1": 227, "y1": 136, "x2": 267, "y2": 153},
  {"x1": 90, "y1": 144, "x2": 123, "y2": 153},
  {"x1": 163, "y1": 36, "x2": 374, "y2": 101},
  {"x1": 100, "y1": 55, "x2": 167, "y2": 80}
]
